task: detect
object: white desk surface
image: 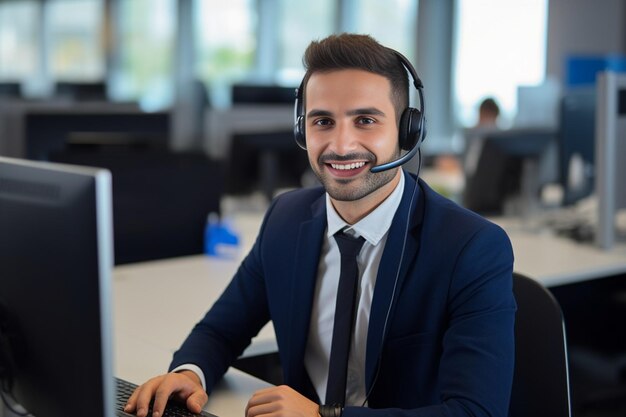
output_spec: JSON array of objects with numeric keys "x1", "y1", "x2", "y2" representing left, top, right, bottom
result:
[
  {"x1": 114, "y1": 334, "x2": 271, "y2": 416},
  {"x1": 114, "y1": 254, "x2": 275, "y2": 357},
  {"x1": 492, "y1": 217, "x2": 626, "y2": 287},
  {"x1": 113, "y1": 219, "x2": 274, "y2": 416},
  {"x1": 112, "y1": 210, "x2": 626, "y2": 415}
]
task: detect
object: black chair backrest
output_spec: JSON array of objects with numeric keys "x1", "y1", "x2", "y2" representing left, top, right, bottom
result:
[{"x1": 509, "y1": 272, "x2": 572, "y2": 417}]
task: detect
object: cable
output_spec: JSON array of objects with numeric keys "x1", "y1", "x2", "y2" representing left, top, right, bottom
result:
[{"x1": 361, "y1": 147, "x2": 423, "y2": 407}]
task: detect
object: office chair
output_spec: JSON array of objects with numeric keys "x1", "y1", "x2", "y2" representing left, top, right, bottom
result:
[{"x1": 509, "y1": 272, "x2": 572, "y2": 417}]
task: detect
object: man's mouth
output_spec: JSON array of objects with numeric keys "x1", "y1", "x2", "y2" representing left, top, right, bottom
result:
[
  {"x1": 325, "y1": 161, "x2": 369, "y2": 177},
  {"x1": 329, "y1": 162, "x2": 366, "y2": 171}
]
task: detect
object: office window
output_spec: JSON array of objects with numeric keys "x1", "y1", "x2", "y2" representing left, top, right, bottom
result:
[
  {"x1": 194, "y1": 0, "x2": 256, "y2": 100},
  {"x1": 277, "y1": 0, "x2": 335, "y2": 83},
  {"x1": 0, "y1": 0, "x2": 38, "y2": 80},
  {"x1": 116, "y1": 0, "x2": 176, "y2": 109},
  {"x1": 352, "y1": 0, "x2": 417, "y2": 62},
  {"x1": 454, "y1": 0, "x2": 548, "y2": 127},
  {"x1": 48, "y1": 0, "x2": 104, "y2": 81}
]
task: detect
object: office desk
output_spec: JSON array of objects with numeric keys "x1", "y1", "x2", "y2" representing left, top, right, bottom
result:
[
  {"x1": 112, "y1": 218, "x2": 626, "y2": 362},
  {"x1": 113, "y1": 255, "x2": 274, "y2": 416},
  {"x1": 113, "y1": 254, "x2": 277, "y2": 357},
  {"x1": 493, "y1": 217, "x2": 626, "y2": 287},
  {"x1": 114, "y1": 333, "x2": 272, "y2": 416},
  {"x1": 112, "y1": 210, "x2": 626, "y2": 416}
]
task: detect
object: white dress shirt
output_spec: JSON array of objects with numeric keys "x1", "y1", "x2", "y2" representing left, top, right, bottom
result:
[
  {"x1": 176, "y1": 173, "x2": 405, "y2": 407},
  {"x1": 304, "y1": 173, "x2": 405, "y2": 406}
]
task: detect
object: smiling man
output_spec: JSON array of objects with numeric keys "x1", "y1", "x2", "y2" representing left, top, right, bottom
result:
[
  {"x1": 125, "y1": 34, "x2": 516, "y2": 417},
  {"x1": 305, "y1": 69, "x2": 401, "y2": 222}
]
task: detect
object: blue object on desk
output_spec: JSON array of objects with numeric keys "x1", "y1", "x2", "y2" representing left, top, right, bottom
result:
[{"x1": 204, "y1": 213, "x2": 240, "y2": 258}]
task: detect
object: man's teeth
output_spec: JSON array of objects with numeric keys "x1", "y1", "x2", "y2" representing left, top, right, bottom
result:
[{"x1": 330, "y1": 162, "x2": 366, "y2": 170}]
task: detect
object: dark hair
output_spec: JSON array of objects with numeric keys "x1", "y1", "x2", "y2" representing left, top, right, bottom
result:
[
  {"x1": 302, "y1": 33, "x2": 409, "y2": 123},
  {"x1": 479, "y1": 97, "x2": 500, "y2": 117}
]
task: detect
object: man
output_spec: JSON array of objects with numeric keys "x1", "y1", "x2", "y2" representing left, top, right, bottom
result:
[
  {"x1": 125, "y1": 34, "x2": 516, "y2": 417},
  {"x1": 477, "y1": 97, "x2": 500, "y2": 127}
]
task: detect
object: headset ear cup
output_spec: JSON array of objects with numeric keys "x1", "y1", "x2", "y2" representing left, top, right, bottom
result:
[
  {"x1": 398, "y1": 109, "x2": 411, "y2": 151},
  {"x1": 294, "y1": 116, "x2": 307, "y2": 150},
  {"x1": 398, "y1": 107, "x2": 423, "y2": 151}
]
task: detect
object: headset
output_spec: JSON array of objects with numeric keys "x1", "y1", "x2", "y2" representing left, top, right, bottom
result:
[{"x1": 293, "y1": 49, "x2": 426, "y2": 173}]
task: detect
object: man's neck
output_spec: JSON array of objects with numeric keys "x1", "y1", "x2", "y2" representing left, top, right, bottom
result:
[{"x1": 330, "y1": 170, "x2": 402, "y2": 225}]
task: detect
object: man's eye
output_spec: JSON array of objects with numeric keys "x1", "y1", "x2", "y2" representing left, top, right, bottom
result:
[
  {"x1": 357, "y1": 117, "x2": 375, "y2": 125},
  {"x1": 314, "y1": 118, "x2": 333, "y2": 126}
]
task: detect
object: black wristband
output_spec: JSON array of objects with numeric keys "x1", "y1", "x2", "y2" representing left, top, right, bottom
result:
[{"x1": 319, "y1": 404, "x2": 343, "y2": 417}]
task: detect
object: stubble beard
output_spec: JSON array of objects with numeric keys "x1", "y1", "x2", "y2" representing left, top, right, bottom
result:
[{"x1": 311, "y1": 151, "x2": 400, "y2": 202}]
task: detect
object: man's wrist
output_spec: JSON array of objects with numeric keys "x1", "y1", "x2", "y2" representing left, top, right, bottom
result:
[{"x1": 318, "y1": 404, "x2": 343, "y2": 417}]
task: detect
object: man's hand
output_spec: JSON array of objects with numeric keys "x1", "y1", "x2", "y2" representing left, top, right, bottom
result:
[
  {"x1": 245, "y1": 385, "x2": 320, "y2": 417},
  {"x1": 124, "y1": 371, "x2": 208, "y2": 417}
]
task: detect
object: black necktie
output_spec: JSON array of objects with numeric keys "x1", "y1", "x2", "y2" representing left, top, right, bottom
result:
[{"x1": 326, "y1": 231, "x2": 366, "y2": 405}]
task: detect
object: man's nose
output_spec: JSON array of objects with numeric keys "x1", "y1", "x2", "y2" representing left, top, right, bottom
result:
[{"x1": 329, "y1": 122, "x2": 358, "y2": 155}]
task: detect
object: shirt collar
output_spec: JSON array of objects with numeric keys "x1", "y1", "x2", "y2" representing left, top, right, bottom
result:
[{"x1": 326, "y1": 172, "x2": 405, "y2": 246}]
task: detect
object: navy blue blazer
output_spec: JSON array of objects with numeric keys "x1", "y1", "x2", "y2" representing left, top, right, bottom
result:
[{"x1": 170, "y1": 171, "x2": 516, "y2": 417}]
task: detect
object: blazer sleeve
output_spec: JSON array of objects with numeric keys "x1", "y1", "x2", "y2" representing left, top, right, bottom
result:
[
  {"x1": 168, "y1": 200, "x2": 279, "y2": 393},
  {"x1": 345, "y1": 222, "x2": 516, "y2": 417}
]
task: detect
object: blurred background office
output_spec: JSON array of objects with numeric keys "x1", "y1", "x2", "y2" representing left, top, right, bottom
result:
[
  {"x1": 3, "y1": 0, "x2": 624, "y2": 207},
  {"x1": 2, "y1": 0, "x2": 626, "y2": 416}
]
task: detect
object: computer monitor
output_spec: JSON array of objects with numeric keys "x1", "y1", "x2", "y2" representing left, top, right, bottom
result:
[
  {"x1": 558, "y1": 88, "x2": 596, "y2": 206},
  {"x1": 462, "y1": 129, "x2": 555, "y2": 215},
  {"x1": 0, "y1": 82, "x2": 21, "y2": 99},
  {"x1": 55, "y1": 81, "x2": 108, "y2": 101},
  {"x1": 231, "y1": 84, "x2": 296, "y2": 104},
  {"x1": 595, "y1": 71, "x2": 626, "y2": 249},
  {"x1": 24, "y1": 111, "x2": 170, "y2": 161},
  {"x1": 0, "y1": 157, "x2": 114, "y2": 417}
]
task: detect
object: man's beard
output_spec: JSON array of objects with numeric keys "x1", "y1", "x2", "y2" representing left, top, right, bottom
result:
[{"x1": 311, "y1": 151, "x2": 400, "y2": 201}]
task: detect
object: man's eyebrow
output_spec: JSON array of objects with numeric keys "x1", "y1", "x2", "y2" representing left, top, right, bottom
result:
[
  {"x1": 306, "y1": 109, "x2": 333, "y2": 118},
  {"x1": 346, "y1": 107, "x2": 386, "y2": 117},
  {"x1": 306, "y1": 107, "x2": 386, "y2": 118}
]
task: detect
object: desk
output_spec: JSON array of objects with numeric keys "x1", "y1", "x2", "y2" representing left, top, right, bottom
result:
[
  {"x1": 114, "y1": 335, "x2": 271, "y2": 416},
  {"x1": 112, "y1": 210, "x2": 626, "y2": 416},
  {"x1": 493, "y1": 217, "x2": 626, "y2": 287},
  {"x1": 114, "y1": 255, "x2": 276, "y2": 357},
  {"x1": 113, "y1": 256, "x2": 274, "y2": 416},
  {"x1": 113, "y1": 212, "x2": 274, "y2": 415}
]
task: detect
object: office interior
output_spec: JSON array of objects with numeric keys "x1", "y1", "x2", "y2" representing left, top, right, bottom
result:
[{"x1": 1, "y1": 0, "x2": 626, "y2": 416}]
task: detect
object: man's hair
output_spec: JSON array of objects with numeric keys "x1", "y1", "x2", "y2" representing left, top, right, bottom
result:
[
  {"x1": 301, "y1": 33, "x2": 409, "y2": 123},
  {"x1": 479, "y1": 97, "x2": 500, "y2": 117}
]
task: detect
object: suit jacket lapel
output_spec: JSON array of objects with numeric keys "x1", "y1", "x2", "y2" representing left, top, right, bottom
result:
[
  {"x1": 365, "y1": 172, "x2": 425, "y2": 390},
  {"x1": 285, "y1": 194, "x2": 326, "y2": 401}
]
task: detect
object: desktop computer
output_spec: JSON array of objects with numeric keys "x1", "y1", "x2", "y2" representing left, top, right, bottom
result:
[
  {"x1": 462, "y1": 129, "x2": 555, "y2": 216},
  {"x1": 0, "y1": 157, "x2": 115, "y2": 417},
  {"x1": 0, "y1": 157, "x2": 217, "y2": 417}
]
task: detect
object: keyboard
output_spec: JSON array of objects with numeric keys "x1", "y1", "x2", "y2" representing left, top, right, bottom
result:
[{"x1": 115, "y1": 377, "x2": 218, "y2": 417}]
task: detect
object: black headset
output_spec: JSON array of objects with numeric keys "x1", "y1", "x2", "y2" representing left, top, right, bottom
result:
[{"x1": 293, "y1": 49, "x2": 426, "y2": 173}]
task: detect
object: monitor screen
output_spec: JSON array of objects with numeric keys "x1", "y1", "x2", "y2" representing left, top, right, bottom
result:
[
  {"x1": 558, "y1": 88, "x2": 596, "y2": 206},
  {"x1": 462, "y1": 129, "x2": 554, "y2": 215},
  {"x1": 0, "y1": 157, "x2": 114, "y2": 417}
]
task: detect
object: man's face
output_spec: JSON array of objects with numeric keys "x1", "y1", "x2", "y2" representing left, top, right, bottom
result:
[{"x1": 305, "y1": 69, "x2": 401, "y2": 202}]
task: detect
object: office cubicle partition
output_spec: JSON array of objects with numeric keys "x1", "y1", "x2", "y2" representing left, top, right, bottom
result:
[{"x1": 24, "y1": 111, "x2": 170, "y2": 160}]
